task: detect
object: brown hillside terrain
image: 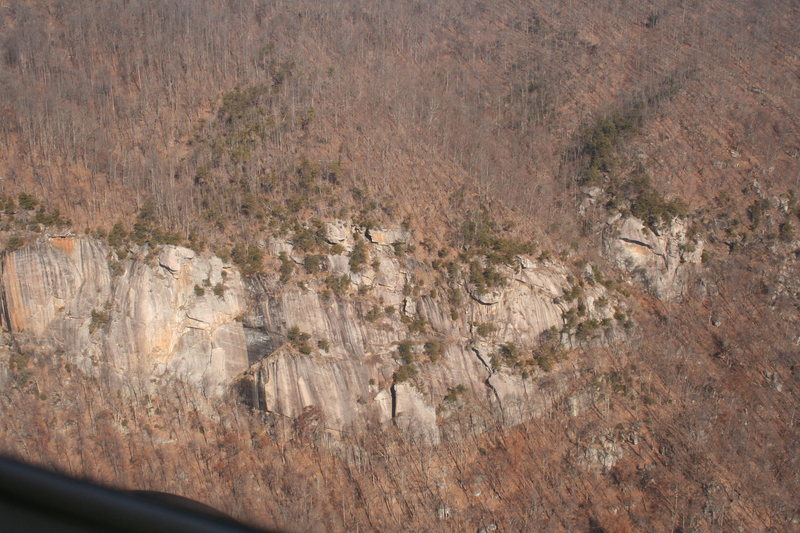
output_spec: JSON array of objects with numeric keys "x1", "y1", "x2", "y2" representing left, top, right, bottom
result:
[
  {"x1": 1, "y1": 1, "x2": 795, "y2": 239},
  {"x1": 0, "y1": 1, "x2": 799, "y2": 532}
]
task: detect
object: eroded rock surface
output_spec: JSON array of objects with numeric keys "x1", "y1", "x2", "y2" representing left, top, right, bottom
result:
[
  {"x1": 236, "y1": 229, "x2": 611, "y2": 440},
  {"x1": 1, "y1": 226, "x2": 617, "y2": 441},
  {"x1": 1, "y1": 237, "x2": 248, "y2": 394},
  {"x1": 603, "y1": 215, "x2": 703, "y2": 300}
]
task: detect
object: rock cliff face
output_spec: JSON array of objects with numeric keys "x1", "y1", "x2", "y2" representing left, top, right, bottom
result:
[
  {"x1": 1, "y1": 237, "x2": 111, "y2": 336},
  {"x1": 1, "y1": 226, "x2": 615, "y2": 441},
  {"x1": 0, "y1": 236, "x2": 248, "y2": 394},
  {"x1": 236, "y1": 226, "x2": 612, "y2": 443},
  {"x1": 603, "y1": 215, "x2": 703, "y2": 300}
]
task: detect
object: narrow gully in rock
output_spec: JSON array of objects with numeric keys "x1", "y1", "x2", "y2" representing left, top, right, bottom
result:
[
  {"x1": 0, "y1": 257, "x2": 9, "y2": 332},
  {"x1": 470, "y1": 345, "x2": 505, "y2": 425},
  {"x1": 390, "y1": 382, "x2": 398, "y2": 422}
]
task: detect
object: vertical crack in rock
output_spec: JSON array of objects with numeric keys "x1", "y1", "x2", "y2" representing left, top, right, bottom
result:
[
  {"x1": 390, "y1": 382, "x2": 398, "y2": 422},
  {"x1": 470, "y1": 345, "x2": 505, "y2": 425},
  {"x1": 252, "y1": 370, "x2": 262, "y2": 412},
  {"x1": 0, "y1": 253, "x2": 10, "y2": 331}
]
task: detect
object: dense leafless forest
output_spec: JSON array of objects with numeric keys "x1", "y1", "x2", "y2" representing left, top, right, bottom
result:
[
  {"x1": 1, "y1": 1, "x2": 799, "y2": 531},
  {"x1": 3, "y1": 1, "x2": 796, "y2": 237}
]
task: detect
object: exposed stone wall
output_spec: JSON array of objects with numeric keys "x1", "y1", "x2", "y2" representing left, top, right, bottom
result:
[{"x1": 1, "y1": 226, "x2": 616, "y2": 442}]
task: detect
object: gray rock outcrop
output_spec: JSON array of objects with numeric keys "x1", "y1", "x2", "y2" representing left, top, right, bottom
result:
[
  {"x1": 603, "y1": 215, "x2": 703, "y2": 300},
  {"x1": 365, "y1": 227, "x2": 411, "y2": 246},
  {"x1": 0, "y1": 236, "x2": 248, "y2": 394},
  {"x1": 236, "y1": 231, "x2": 610, "y2": 440},
  {"x1": 1, "y1": 224, "x2": 617, "y2": 441}
]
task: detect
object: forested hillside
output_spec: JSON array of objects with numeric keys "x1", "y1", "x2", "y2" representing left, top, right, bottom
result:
[
  {"x1": 2, "y1": 1, "x2": 795, "y2": 240},
  {"x1": 1, "y1": 1, "x2": 799, "y2": 531}
]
